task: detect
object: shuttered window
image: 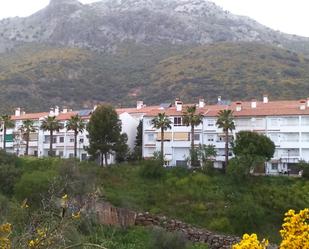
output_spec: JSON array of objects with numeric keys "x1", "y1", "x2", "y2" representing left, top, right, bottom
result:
[
  {"x1": 173, "y1": 132, "x2": 189, "y2": 141},
  {"x1": 29, "y1": 133, "x2": 38, "y2": 141},
  {"x1": 5, "y1": 134, "x2": 13, "y2": 142},
  {"x1": 157, "y1": 132, "x2": 172, "y2": 141}
]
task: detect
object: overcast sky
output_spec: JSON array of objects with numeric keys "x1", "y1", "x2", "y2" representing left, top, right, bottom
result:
[{"x1": 0, "y1": 0, "x2": 308, "y2": 37}]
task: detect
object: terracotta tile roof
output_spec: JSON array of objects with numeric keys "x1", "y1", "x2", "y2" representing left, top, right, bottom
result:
[
  {"x1": 222, "y1": 100, "x2": 309, "y2": 117},
  {"x1": 11, "y1": 112, "x2": 49, "y2": 120},
  {"x1": 144, "y1": 100, "x2": 309, "y2": 117},
  {"x1": 9, "y1": 99, "x2": 309, "y2": 122},
  {"x1": 56, "y1": 112, "x2": 78, "y2": 121},
  {"x1": 116, "y1": 106, "x2": 161, "y2": 115}
]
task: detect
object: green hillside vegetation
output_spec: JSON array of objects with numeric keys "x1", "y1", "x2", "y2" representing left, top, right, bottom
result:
[
  {"x1": 0, "y1": 153, "x2": 208, "y2": 249},
  {"x1": 150, "y1": 42, "x2": 309, "y2": 103},
  {"x1": 100, "y1": 164, "x2": 309, "y2": 243},
  {"x1": 0, "y1": 150, "x2": 308, "y2": 246},
  {"x1": 1, "y1": 42, "x2": 309, "y2": 112},
  {"x1": 0, "y1": 42, "x2": 185, "y2": 113}
]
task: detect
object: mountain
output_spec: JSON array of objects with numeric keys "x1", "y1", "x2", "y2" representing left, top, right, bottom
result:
[
  {"x1": 0, "y1": 0, "x2": 309, "y2": 112},
  {"x1": 1, "y1": 0, "x2": 309, "y2": 53}
]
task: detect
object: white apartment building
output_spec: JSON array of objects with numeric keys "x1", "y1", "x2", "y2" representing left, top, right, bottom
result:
[
  {"x1": 1, "y1": 96, "x2": 309, "y2": 175},
  {"x1": 0, "y1": 102, "x2": 155, "y2": 164},
  {"x1": 142, "y1": 96, "x2": 309, "y2": 175}
]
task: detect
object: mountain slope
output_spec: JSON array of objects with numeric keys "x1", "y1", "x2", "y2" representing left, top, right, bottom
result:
[
  {"x1": 1, "y1": 42, "x2": 309, "y2": 113},
  {"x1": 0, "y1": 0, "x2": 309, "y2": 111},
  {"x1": 0, "y1": 43, "x2": 185, "y2": 112},
  {"x1": 149, "y1": 43, "x2": 309, "y2": 103}
]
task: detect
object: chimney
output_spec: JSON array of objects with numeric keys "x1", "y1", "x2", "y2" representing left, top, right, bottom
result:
[
  {"x1": 136, "y1": 100, "x2": 144, "y2": 110},
  {"x1": 236, "y1": 102, "x2": 242, "y2": 112},
  {"x1": 300, "y1": 100, "x2": 306, "y2": 110},
  {"x1": 15, "y1": 107, "x2": 21, "y2": 117},
  {"x1": 263, "y1": 94, "x2": 269, "y2": 104},
  {"x1": 175, "y1": 98, "x2": 183, "y2": 112},
  {"x1": 54, "y1": 106, "x2": 59, "y2": 116},
  {"x1": 198, "y1": 98, "x2": 205, "y2": 108},
  {"x1": 49, "y1": 107, "x2": 54, "y2": 116},
  {"x1": 251, "y1": 99, "x2": 257, "y2": 109}
]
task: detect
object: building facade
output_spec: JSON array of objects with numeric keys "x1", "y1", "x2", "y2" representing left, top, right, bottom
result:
[
  {"x1": 1, "y1": 96, "x2": 308, "y2": 175},
  {"x1": 142, "y1": 96, "x2": 309, "y2": 175}
]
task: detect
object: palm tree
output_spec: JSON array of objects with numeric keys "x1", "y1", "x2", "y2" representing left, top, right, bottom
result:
[
  {"x1": 19, "y1": 119, "x2": 36, "y2": 156},
  {"x1": 0, "y1": 115, "x2": 15, "y2": 151},
  {"x1": 151, "y1": 113, "x2": 172, "y2": 164},
  {"x1": 216, "y1": 109, "x2": 235, "y2": 172},
  {"x1": 183, "y1": 105, "x2": 203, "y2": 167},
  {"x1": 40, "y1": 116, "x2": 63, "y2": 157},
  {"x1": 66, "y1": 114, "x2": 85, "y2": 158}
]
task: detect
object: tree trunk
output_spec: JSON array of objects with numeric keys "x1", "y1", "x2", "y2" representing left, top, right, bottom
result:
[
  {"x1": 191, "y1": 124, "x2": 196, "y2": 167},
  {"x1": 161, "y1": 128, "x2": 164, "y2": 165},
  {"x1": 3, "y1": 126, "x2": 6, "y2": 151},
  {"x1": 25, "y1": 132, "x2": 29, "y2": 156},
  {"x1": 224, "y1": 129, "x2": 229, "y2": 173},
  {"x1": 100, "y1": 153, "x2": 103, "y2": 166},
  {"x1": 191, "y1": 124, "x2": 195, "y2": 151},
  {"x1": 49, "y1": 130, "x2": 53, "y2": 157},
  {"x1": 104, "y1": 152, "x2": 108, "y2": 166},
  {"x1": 74, "y1": 130, "x2": 78, "y2": 159}
]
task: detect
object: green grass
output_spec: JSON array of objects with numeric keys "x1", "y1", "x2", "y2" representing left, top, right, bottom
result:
[{"x1": 99, "y1": 164, "x2": 309, "y2": 243}]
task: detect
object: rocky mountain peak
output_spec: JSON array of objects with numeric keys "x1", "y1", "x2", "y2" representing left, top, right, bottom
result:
[
  {"x1": 49, "y1": 0, "x2": 82, "y2": 6},
  {"x1": 0, "y1": 0, "x2": 308, "y2": 54}
]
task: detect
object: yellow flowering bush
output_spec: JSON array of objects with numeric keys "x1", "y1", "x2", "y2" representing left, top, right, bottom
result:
[
  {"x1": 232, "y1": 233, "x2": 268, "y2": 249},
  {"x1": 234, "y1": 208, "x2": 309, "y2": 249},
  {"x1": 280, "y1": 208, "x2": 309, "y2": 249},
  {"x1": 0, "y1": 223, "x2": 12, "y2": 249}
]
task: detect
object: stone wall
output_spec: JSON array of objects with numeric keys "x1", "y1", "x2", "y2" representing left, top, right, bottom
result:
[
  {"x1": 88, "y1": 200, "x2": 277, "y2": 249},
  {"x1": 135, "y1": 212, "x2": 240, "y2": 249}
]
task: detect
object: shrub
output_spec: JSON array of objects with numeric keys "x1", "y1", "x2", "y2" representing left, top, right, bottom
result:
[
  {"x1": 14, "y1": 170, "x2": 57, "y2": 207},
  {"x1": 0, "y1": 164, "x2": 22, "y2": 196},
  {"x1": 139, "y1": 160, "x2": 165, "y2": 179},
  {"x1": 279, "y1": 209, "x2": 309, "y2": 249},
  {"x1": 149, "y1": 227, "x2": 187, "y2": 249},
  {"x1": 233, "y1": 234, "x2": 268, "y2": 249},
  {"x1": 298, "y1": 161, "x2": 309, "y2": 179}
]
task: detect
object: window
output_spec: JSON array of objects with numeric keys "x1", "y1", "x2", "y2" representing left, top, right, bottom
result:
[
  {"x1": 193, "y1": 133, "x2": 200, "y2": 141},
  {"x1": 174, "y1": 117, "x2": 182, "y2": 126},
  {"x1": 69, "y1": 137, "x2": 74, "y2": 143},
  {"x1": 69, "y1": 153, "x2": 74, "y2": 158},
  {"x1": 5, "y1": 134, "x2": 13, "y2": 142},
  {"x1": 176, "y1": 160, "x2": 187, "y2": 167},
  {"x1": 59, "y1": 137, "x2": 64, "y2": 143},
  {"x1": 48, "y1": 150, "x2": 56, "y2": 156},
  {"x1": 59, "y1": 151, "x2": 64, "y2": 157},
  {"x1": 164, "y1": 161, "x2": 170, "y2": 167},
  {"x1": 207, "y1": 119, "x2": 215, "y2": 127},
  {"x1": 80, "y1": 138, "x2": 84, "y2": 143},
  {"x1": 29, "y1": 133, "x2": 38, "y2": 141},
  {"x1": 44, "y1": 135, "x2": 50, "y2": 143},
  {"x1": 147, "y1": 134, "x2": 155, "y2": 142},
  {"x1": 52, "y1": 137, "x2": 57, "y2": 144},
  {"x1": 34, "y1": 150, "x2": 38, "y2": 157},
  {"x1": 271, "y1": 163, "x2": 278, "y2": 170},
  {"x1": 174, "y1": 132, "x2": 189, "y2": 141}
]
